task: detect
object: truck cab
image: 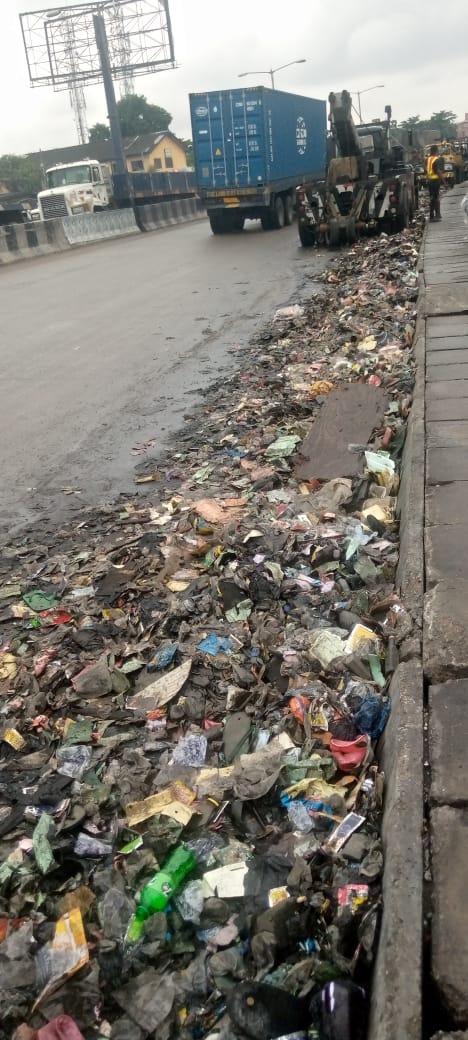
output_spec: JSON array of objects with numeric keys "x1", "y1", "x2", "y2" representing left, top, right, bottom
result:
[{"x1": 37, "y1": 160, "x2": 111, "y2": 220}]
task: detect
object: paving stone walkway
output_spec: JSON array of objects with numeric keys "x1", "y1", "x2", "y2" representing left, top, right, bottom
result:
[{"x1": 422, "y1": 182, "x2": 468, "y2": 1027}]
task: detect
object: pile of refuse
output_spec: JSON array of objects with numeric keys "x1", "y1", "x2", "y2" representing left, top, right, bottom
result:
[{"x1": 0, "y1": 225, "x2": 422, "y2": 1040}]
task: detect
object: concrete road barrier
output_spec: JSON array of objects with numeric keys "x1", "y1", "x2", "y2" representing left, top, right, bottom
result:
[
  {"x1": 62, "y1": 208, "x2": 139, "y2": 245},
  {"x1": 0, "y1": 217, "x2": 71, "y2": 264},
  {"x1": 138, "y1": 197, "x2": 205, "y2": 232},
  {"x1": 0, "y1": 200, "x2": 205, "y2": 266}
]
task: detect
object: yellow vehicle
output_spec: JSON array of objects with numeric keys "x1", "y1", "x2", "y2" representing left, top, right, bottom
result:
[{"x1": 424, "y1": 140, "x2": 466, "y2": 186}]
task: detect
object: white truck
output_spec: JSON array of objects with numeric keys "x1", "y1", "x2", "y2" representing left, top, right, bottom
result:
[{"x1": 37, "y1": 159, "x2": 112, "y2": 220}]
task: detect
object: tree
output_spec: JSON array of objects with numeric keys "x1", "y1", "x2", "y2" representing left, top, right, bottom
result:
[
  {"x1": 88, "y1": 94, "x2": 172, "y2": 145},
  {"x1": 428, "y1": 110, "x2": 458, "y2": 138},
  {"x1": 400, "y1": 115, "x2": 422, "y2": 130},
  {"x1": 117, "y1": 94, "x2": 172, "y2": 137},
  {"x1": 89, "y1": 122, "x2": 111, "y2": 144},
  {"x1": 0, "y1": 154, "x2": 42, "y2": 196},
  {"x1": 398, "y1": 110, "x2": 458, "y2": 139}
]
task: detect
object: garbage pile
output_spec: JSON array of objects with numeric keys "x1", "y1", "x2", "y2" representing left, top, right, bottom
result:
[{"x1": 0, "y1": 225, "x2": 422, "y2": 1040}]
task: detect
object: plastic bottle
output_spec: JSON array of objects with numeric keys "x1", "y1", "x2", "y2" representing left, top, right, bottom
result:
[{"x1": 126, "y1": 845, "x2": 196, "y2": 943}]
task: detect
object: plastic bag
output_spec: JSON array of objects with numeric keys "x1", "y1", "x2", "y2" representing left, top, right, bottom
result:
[{"x1": 56, "y1": 745, "x2": 92, "y2": 780}]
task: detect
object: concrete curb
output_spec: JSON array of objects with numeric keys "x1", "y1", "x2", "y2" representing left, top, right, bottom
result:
[
  {"x1": 396, "y1": 299, "x2": 426, "y2": 650},
  {"x1": 370, "y1": 661, "x2": 424, "y2": 1040},
  {"x1": 369, "y1": 225, "x2": 428, "y2": 1040}
]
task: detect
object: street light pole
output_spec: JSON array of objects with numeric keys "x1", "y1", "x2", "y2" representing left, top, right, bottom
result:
[
  {"x1": 238, "y1": 58, "x2": 306, "y2": 89},
  {"x1": 353, "y1": 84, "x2": 385, "y2": 123}
]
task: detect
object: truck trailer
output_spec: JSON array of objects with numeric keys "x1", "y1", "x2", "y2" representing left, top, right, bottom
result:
[{"x1": 190, "y1": 87, "x2": 327, "y2": 234}]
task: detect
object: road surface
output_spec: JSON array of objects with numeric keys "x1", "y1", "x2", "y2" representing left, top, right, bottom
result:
[{"x1": 0, "y1": 218, "x2": 327, "y2": 534}]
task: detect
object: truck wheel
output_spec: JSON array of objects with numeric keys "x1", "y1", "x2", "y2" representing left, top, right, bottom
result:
[
  {"x1": 394, "y1": 198, "x2": 408, "y2": 232},
  {"x1": 299, "y1": 224, "x2": 316, "y2": 247},
  {"x1": 209, "y1": 213, "x2": 229, "y2": 235},
  {"x1": 261, "y1": 212, "x2": 274, "y2": 231},
  {"x1": 272, "y1": 196, "x2": 285, "y2": 229},
  {"x1": 345, "y1": 217, "x2": 355, "y2": 243},
  {"x1": 329, "y1": 220, "x2": 341, "y2": 247},
  {"x1": 232, "y1": 214, "x2": 245, "y2": 232},
  {"x1": 284, "y1": 195, "x2": 294, "y2": 226}
]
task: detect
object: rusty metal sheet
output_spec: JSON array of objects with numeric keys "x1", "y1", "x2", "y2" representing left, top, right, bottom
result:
[{"x1": 295, "y1": 384, "x2": 387, "y2": 480}]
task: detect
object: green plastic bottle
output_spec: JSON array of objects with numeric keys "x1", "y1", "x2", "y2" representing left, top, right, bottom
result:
[{"x1": 126, "y1": 845, "x2": 196, "y2": 943}]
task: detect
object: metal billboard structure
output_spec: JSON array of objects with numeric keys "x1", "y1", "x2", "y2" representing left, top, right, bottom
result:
[{"x1": 20, "y1": 1, "x2": 176, "y2": 146}]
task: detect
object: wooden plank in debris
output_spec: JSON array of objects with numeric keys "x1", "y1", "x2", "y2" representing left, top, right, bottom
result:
[{"x1": 295, "y1": 384, "x2": 387, "y2": 480}]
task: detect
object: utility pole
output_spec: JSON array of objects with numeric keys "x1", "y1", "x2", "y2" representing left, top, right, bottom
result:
[{"x1": 93, "y1": 11, "x2": 131, "y2": 201}]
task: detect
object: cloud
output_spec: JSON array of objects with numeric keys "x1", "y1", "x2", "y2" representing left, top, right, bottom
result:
[{"x1": 1, "y1": 0, "x2": 466, "y2": 154}]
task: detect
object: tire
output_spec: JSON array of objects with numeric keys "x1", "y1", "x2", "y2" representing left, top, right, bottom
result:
[
  {"x1": 394, "y1": 201, "x2": 408, "y2": 232},
  {"x1": 284, "y1": 194, "x2": 294, "y2": 226},
  {"x1": 232, "y1": 214, "x2": 245, "y2": 232},
  {"x1": 209, "y1": 213, "x2": 227, "y2": 234},
  {"x1": 299, "y1": 224, "x2": 316, "y2": 247},
  {"x1": 261, "y1": 211, "x2": 274, "y2": 231},
  {"x1": 271, "y1": 196, "x2": 285, "y2": 230},
  {"x1": 209, "y1": 212, "x2": 239, "y2": 234},
  {"x1": 346, "y1": 217, "x2": 357, "y2": 244},
  {"x1": 329, "y1": 220, "x2": 341, "y2": 247}
]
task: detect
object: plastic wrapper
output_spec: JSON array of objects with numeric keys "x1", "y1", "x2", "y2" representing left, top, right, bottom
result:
[
  {"x1": 172, "y1": 733, "x2": 207, "y2": 766},
  {"x1": 174, "y1": 879, "x2": 205, "y2": 923},
  {"x1": 73, "y1": 831, "x2": 112, "y2": 857},
  {"x1": 34, "y1": 909, "x2": 89, "y2": 1008},
  {"x1": 56, "y1": 745, "x2": 92, "y2": 780}
]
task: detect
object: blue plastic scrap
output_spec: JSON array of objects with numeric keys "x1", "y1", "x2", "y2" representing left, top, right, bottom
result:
[
  {"x1": 354, "y1": 696, "x2": 391, "y2": 739},
  {"x1": 197, "y1": 634, "x2": 233, "y2": 656},
  {"x1": 147, "y1": 642, "x2": 179, "y2": 672}
]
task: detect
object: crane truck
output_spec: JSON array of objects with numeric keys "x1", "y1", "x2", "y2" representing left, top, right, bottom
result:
[{"x1": 296, "y1": 90, "x2": 418, "y2": 246}]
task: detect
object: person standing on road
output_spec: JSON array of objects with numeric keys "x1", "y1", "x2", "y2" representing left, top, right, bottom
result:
[{"x1": 426, "y1": 144, "x2": 445, "y2": 221}]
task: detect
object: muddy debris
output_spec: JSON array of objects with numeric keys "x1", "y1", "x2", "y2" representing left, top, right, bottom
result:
[{"x1": 0, "y1": 223, "x2": 423, "y2": 1040}]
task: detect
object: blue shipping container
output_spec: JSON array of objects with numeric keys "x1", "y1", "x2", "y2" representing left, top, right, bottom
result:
[{"x1": 190, "y1": 87, "x2": 326, "y2": 192}]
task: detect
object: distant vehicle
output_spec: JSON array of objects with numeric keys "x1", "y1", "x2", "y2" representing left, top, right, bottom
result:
[
  {"x1": 421, "y1": 140, "x2": 467, "y2": 188},
  {"x1": 296, "y1": 90, "x2": 418, "y2": 246},
  {"x1": 0, "y1": 203, "x2": 33, "y2": 226},
  {"x1": 37, "y1": 160, "x2": 112, "y2": 220},
  {"x1": 36, "y1": 159, "x2": 198, "y2": 220},
  {"x1": 190, "y1": 87, "x2": 327, "y2": 234}
]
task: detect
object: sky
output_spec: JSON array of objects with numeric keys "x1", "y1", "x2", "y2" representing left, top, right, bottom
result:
[{"x1": 2, "y1": 0, "x2": 468, "y2": 154}]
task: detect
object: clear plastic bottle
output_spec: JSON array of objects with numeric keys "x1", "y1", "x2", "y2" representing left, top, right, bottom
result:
[{"x1": 127, "y1": 845, "x2": 196, "y2": 943}]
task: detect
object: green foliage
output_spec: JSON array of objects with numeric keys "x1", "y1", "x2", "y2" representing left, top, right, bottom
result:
[
  {"x1": 399, "y1": 111, "x2": 459, "y2": 138},
  {"x1": 88, "y1": 94, "x2": 172, "y2": 145},
  {"x1": 399, "y1": 115, "x2": 422, "y2": 130},
  {"x1": 0, "y1": 154, "x2": 43, "y2": 195},
  {"x1": 117, "y1": 94, "x2": 172, "y2": 137},
  {"x1": 89, "y1": 122, "x2": 111, "y2": 144}
]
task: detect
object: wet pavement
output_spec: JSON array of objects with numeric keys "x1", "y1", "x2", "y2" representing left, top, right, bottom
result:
[{"x1": 0, "y1": 220, "x2": 326, "y2": 537}]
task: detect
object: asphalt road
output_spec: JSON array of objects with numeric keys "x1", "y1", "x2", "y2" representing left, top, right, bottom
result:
[{"x1": 0, "y1": 218, "x2": 327, "y2": 535}]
